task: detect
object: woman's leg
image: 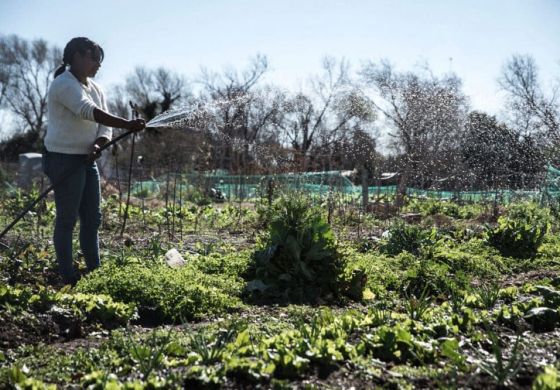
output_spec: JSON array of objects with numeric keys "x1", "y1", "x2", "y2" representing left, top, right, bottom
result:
[
  {"x1": 44, "y1": 153, "x2": 86, "y2": 283},
  {"x1": 79, "y1": 161, "x2": 101, "y2": 271}
]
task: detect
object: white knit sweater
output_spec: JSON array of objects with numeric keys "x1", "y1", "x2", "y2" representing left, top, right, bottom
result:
[{"x1": 44, "y1": 70, "x2": 112, "y2": 154}]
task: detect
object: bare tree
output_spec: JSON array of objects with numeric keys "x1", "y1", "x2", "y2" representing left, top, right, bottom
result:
[
  {"x1": 0, "y1": 35, "x2": 60, "y2": 159},
  {"x1": 360, "y1": 60, "x2": 468, "y2": 202},
  {"x1": 280, "y1": 57, "x2": 375, "y2": 171},
  {"x1": 105, "y1": 66, "x2": 191, "y2": 172},
  {"x1": 240, "y1": 86, "x2": 286, "y2": 171},
  {"x1": 200, "y1": 54, "x2": 268, "y2": 99},
  {"x1": 0, "y1": 65, "x2": 8, "y2": 140},
  {"x1": 122, "y1": 66, "x2": 189, "y2": 121},
  {"x1": 0, "y1": 35, "x2": 60, "y2": 134},
  {"x1": 107, "y1": 85, "x2": 131, "y2": 119},
  {"x1": 0, "y1": 64, "x2": 8, "y2": 108},
  {"x1": 199, "y1": 55, "x2": 282, "y2": 171},
  {"x1": 499, "y1": 54, "x2": 559, "y2": 144}
]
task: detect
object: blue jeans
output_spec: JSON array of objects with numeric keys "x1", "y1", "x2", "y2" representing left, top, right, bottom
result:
[{"x1": 43, "y1": 152, "x2": 101, "y2": 283}]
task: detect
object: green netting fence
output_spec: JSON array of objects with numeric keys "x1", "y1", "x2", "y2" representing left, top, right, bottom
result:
[{"x1": 129, "y1": 165, "x2": 560, "y2": 205}]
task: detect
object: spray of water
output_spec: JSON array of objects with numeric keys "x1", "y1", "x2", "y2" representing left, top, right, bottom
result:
[
  {"x1": 144, "y1": 95, "x2": 294, "y2": 168},
  {"x1": 143, "y1": 91, "x2": 380, "y2": 171},
  {"x1": 146, "y1": 95, "x2": 250, "y2": 129}
]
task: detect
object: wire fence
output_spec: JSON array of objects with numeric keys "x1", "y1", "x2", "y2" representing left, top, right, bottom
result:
[{"x1": 3, "y1": 157, "x2": 560, "y2": 207}]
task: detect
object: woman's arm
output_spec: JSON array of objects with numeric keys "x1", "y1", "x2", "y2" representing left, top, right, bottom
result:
[
  {"x1": 87, "y1": 109, "x2": 146, "y2": 162},
  {"x1": 93, "y1": 108, "x2": 145, "y2": 131}
]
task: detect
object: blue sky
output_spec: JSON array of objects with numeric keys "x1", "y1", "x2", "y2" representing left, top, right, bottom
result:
[{"x1": 1, "y1": 0, "x2": 559, "y2": 116}]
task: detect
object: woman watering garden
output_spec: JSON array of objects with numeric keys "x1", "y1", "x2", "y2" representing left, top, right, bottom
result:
[{"x1": 43, "y1": 37, "x2": 145, "y2": 285}]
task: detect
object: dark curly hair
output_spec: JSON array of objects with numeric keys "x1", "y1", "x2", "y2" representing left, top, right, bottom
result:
[{"x1": 54, "y1": 37, "x2": 104, "y2": 78}]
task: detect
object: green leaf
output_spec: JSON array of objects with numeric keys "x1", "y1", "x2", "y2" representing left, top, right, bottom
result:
[
  {"x1": 9, "y1": 365, "x2": 27, "y2": 383},
  {"x1": 441, "y1": 338, "x2": 465, "y2": 365},
  {"x1": 299, "y1": 261, "x2": 315, "y2": 280},
  {"x1": 285, "y1": 235, "x2": 301, "y2": 261},
  {"x1": 234, "y1": 330, "x2": 251, "y2": 347}
]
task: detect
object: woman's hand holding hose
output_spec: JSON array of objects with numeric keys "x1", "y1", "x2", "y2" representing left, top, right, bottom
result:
[
  {"x1": 87, "y1": 110, "x2": 146, "y2": 162},
  {"x1": 126, "y1": 118, "x2": 146, "y2": 132}
]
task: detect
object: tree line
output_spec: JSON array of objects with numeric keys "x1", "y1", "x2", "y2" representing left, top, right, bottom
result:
[{"x1": 0, "y1": 34, "x2": 559, "y2": 193}]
